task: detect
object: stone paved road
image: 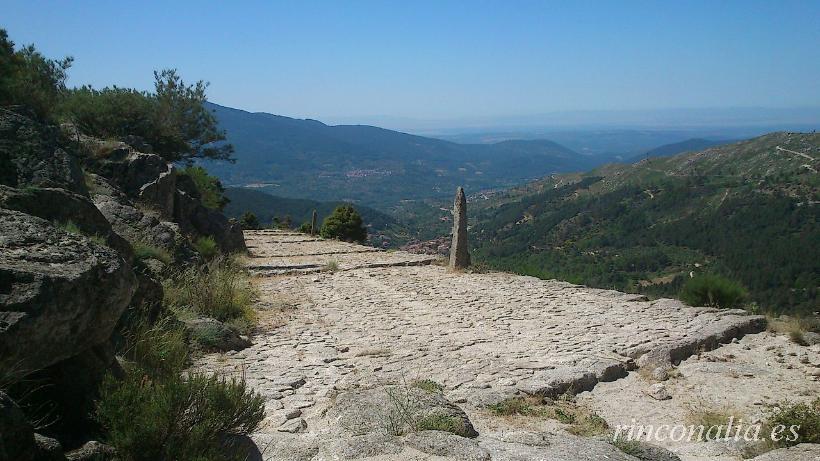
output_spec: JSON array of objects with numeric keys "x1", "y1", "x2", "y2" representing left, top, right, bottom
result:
[{"x1": 195, "y1": 230, "x2": 765, "y2": 439}]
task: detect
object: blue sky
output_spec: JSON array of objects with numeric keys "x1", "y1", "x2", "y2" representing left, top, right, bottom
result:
[{"x1": 4, "y1": 1, "x2": 820, "y2": 122}]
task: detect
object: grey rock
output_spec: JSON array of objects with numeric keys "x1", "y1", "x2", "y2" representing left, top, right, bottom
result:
[
  {"x1": 620, "y1": 440, "x2": 682, "y2": 461},
  {"x1": 0, "y1": 108, "x2": 85, "y2": 194},
  {"x1": 277, "y1": 417, "x2": 307, "y2": 433},
  {"x1": 518, "y1": 367, "x2": 598, "y2": 397},
  {"x1": 0, "y1": 209, "x2": 136, "y2": 372},
  {"x1": 184, "y1": 317, "x2": 251, "y2": 352},
  {"x1": 88, "y1": 173, "x2": 197, "y2": 266},
  {"x1": 449, "y1": 186, "x2": 470, "y2": 269},
  {"x1": 34, "y1": 433, "x2": 67, "y2": 461},
  {"x1": 327, "y1": 385, "x2": 478, "y2": 438},
  {"x1": 801, "y1": 332, "x2": 820, "y2": 346},
  {"x1": 253, "y1": 435, "x2": 318, "y2": 461},
  {"x1": 636, "y1": 308, "x2": 766, "y2": 368},
  {"x1": 138, "y1": 162, "x2": 176, "y2": 219},
  {"x1": 65, "y1": 441, "x2": 116, "y2": 461},
  {"x1": 479, "y1": 433, "x2": 640, "y2": 461},
  {"x1": 644, "y1": 383, "x2": 672, "y2": 400},
  {"x1": 750, "y1": 443, "x2": 820, "y2": 460},
  {"x1": 404, "y1": 430, "x2": 490, "y2": 460},
  {"x1": 0, "y1": 185, "x2": 133, "y2": 260},
  {"x1": 321, "y1": 433, "x2": 404, "y2": 459},
  {"x1": 174, "y1": 187, "x2": 246, "y2": 253}
]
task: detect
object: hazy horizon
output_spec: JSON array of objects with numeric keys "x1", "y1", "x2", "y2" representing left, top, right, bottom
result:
[{"x1": 4, "y1": 0, "x2": 820, "y2": 124}]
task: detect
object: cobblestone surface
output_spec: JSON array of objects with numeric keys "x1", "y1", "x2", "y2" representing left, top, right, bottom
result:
[{"x1": 196, "y1": 230, "x2": 766, "y2": 447}]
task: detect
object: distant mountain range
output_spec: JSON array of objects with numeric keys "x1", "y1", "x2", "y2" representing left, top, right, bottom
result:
[{"x1": 202, "y1": 103, "x2": 600, "y2": 207}]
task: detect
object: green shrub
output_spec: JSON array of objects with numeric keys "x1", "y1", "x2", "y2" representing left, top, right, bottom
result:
[
  {"x1": 320, "y1": 204, "x2": 367, "y2": 243},
  {"x1": 411, "y1": 379, "x2": 444, "y2": 393},
  {"x1": 414, "y1": 413, "x2": 470, "y2": 436},
  {"x1": 131, "y1": 241, "x2": 172, "y2": 265},
  {"x1": 179, "y1": 166, "x2": 229, "y2": 210},
  {"x1": 239, "y1": 211, "x2": 260, "y2": 230},
  {"x1": 297, "y1": 222, "x2": 312, "y2": 234},
  {"x1": 164, "y1": 256, "x2": 257, "y2": 323},
  {"x1": 193, "y1": 235, "x2": 218, "y2": 259},
  {"x1": 96, "y1": 372, "x2": 265, "y2": 461},
  {"x1": 767, "y1": 399, "x2": 820, "y2": 446},
  {"x1": 680, "y1": 273, "x2": 748, "y2": 309},
  {"x1": 488, "y1": 397, "x2": 538, "y2": 416},
  {"x1": 120, "y1": 315, "x2": 188, "y2": 379}
]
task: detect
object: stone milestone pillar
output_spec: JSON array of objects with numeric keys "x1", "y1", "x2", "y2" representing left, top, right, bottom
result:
[
  {"x1": 310, "y1": 209, "x2": 318, "y2": 236},
  {"x1": 449, "y1": 187, "x2": 471, "y2": 270}
]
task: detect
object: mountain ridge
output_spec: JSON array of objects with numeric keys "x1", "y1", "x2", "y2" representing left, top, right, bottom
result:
[{"x1": 201, "y1": 102, "x2": 596, "y2": 207}]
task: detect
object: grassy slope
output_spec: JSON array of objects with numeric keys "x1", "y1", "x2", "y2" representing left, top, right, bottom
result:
[{"x1": 470, "y1": 132, "x2": 819, "y2": 313}]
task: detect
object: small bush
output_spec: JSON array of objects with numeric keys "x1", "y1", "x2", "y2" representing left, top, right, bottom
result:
[
  {"x1": 96, "y1": 372, "x2": 265, "y2": 461},
  {"x1": 131, "y1": 241, "x2": 172, "y2": 265},
  {"x1": 488, "y1": 397, "x2": 539, "y2": 416},
  {"x1": 680, "y1": 273, "x2": 747, "y2": 309},
  {"x1": 320, "y1": 204, "x2": 367, "y2": 243},
  {"x1": 322, "y1": 260, "x2": 339, "y2": 272},
  {"x1": 767, "y1": 399, "x2": 820, "y2": 446},
  {"x1": 768, "y1": 314, "x2": 820, "y2": 345},
  {"x1": 164, "y1": 256, "x2": 257, "y2": 323},
  {"x1": 121, "y1": 315, "x2": 188, "y2": 379},
  {"x1": 411, "y1": 379, "x2": 444, "y2": 393},
  {"x1": 297, "y1": 222, "x2": 312, "y2": 234},
  {"x1": 193, "y1": 235, "x2": 218, "y2": 259},
  {"x1": 239, "y1": 211, "x2": 260, "y2": 230},
  {"x1": 414, "y1": 413, "x2": 469, "y2": 436}
]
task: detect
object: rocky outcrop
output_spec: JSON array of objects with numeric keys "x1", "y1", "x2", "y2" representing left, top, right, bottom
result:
[
  {"x1": 0, "y1": 209, "x2": 136, "y2": 373},
  {"x1": 0, "y1": 108, "x2": 85, "y2": 194},
  {"x1": 0, "y1": 185, "x2": 132, "y2": 256},
  {"x1": 327, "y1": 385, "x2": 478, "y2": 438},
  {"x1": 87, "y1": 173, "x2": 197, "y2": 265},
  {"x1": 174, "y1": 175, "x2": 246, "y2": 253}
]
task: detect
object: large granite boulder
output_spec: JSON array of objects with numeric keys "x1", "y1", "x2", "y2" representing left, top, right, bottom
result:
[
  {"x1": 88, "y1": 173, "x2": 197, "y2": 265},
  {"x1": 0, "y1": 108, "x2": 85, "y2": 194},
  {"x1": 0, "y1": 185, "x2": 131, "y2": 257},
  {"x1": 0, "y1": 209, "x2": 136, "y2": 373},
  {"x1": 327, "y1": 385, "x2": 478, "y2": 438}
]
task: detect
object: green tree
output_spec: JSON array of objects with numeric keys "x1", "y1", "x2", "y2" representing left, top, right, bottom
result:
[
  {"x1": 680, "y1": 273, "x2": 748, "y2": 309},
  {"x1": 60, "y1": 70, "x2": 234, "y2": 163},
  {"x1": 0, "y1": 28, "x2": 72, "y2": 120},
  {"x1": 240, "y1": 212, "x2": 260, "y2": 230},
  {"x1": 150, "y1": 69, "x2": 233, "y2": 163},
  {"x1": 320, "y1": 205, "x2": 367, "y2": 243}
]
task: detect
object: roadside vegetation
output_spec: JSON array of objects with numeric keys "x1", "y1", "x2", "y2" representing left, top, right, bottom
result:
[
  {"x1": 320, "y1": 204, "x2": 367, "y2": 243},
  {"x1": 163, "y1": 255, "x2": 257, "y2": 332},
  {"x1": 100, "y1": 310, "x2": 263, "y2": 461},
  {"x1": 679, "y1": 273, "x2": 748, "y2": 309}
]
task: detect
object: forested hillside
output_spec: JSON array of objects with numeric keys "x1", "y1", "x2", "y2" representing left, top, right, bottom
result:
[
  {"x1": 223, "y1": 187, "x2": 396, "y2": 233},
  {"x1": 468, "y1": 133, "x2": 819, "y2": 313},
  {"x1": 201, "y1": 103, "x2": 596, "y2": 207}
]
